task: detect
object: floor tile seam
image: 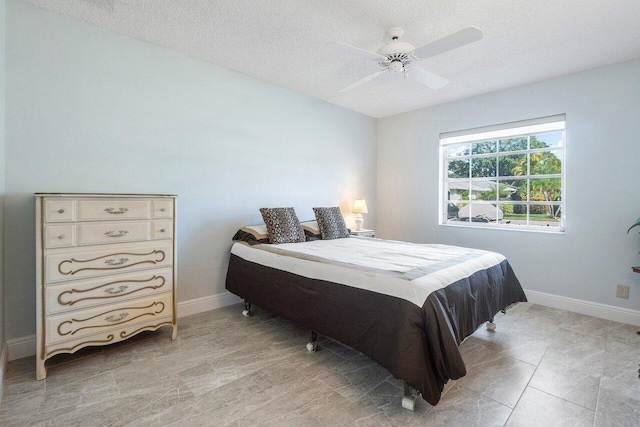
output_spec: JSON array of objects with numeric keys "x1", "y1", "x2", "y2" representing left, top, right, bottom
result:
[
  {"x1": 527, "y1": 384, "x2": 597, "y2": 412},
  {"x1": 383, "y1": 376, "x2": 403, "y2": 391},
  {"x1": 491, "y1": 328, "x2": 548, "y2": 348},
  {"x1": 440, "y1": 381, "x2": 513, "y2": 426},
  {"x1": 470, "y1": 353, "x2": 538, "y2": 373},
  {"x1": 469, "y1": 387, "x2": 513, "y2": 418},
  {"x1": 110, "y1": 370, "x2": 158, "y2": 400},
  {"x1": 317, "y1": 375, "x2": 351, "y2": 396},
  {"x1": 596, "y1": 376, "x2": 640, "y2": 405},
  {"x1": 502, "y1": 346, "x2": 547, "y2": 425}
]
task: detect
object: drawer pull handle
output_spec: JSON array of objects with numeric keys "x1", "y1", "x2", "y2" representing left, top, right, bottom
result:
[
  {"x1": 160, "y1": 229, "x2": 165, "y2": 233},
  {"x1": 104, "y1": 207, "x2": 129, "y2": 215},
  {"x1": 58, "y1": 235, "x2": 65, "y2": 240},
  {"x1": 104, "y1": 285, "x2": 129, "y2": 295},
  {"x1": 160, "y1": 208, "x2": 166, "y2": 212},
  {"x1": 104, "y1": 230, "x2": 129, "y2": 238},
  {"x1": 105, "y1": 313, "x2": 129, "y2": 323},
  {"x1": 105, "y1": 258, "x2": 129, "y2": 266},
  {"x1": 58, "y1": 209, "x2": 65, "y2": 214}
]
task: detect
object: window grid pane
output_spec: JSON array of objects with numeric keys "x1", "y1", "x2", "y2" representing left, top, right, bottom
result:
[{"x1": 441, "y1": 119, "x2": 565, "y2": 232}]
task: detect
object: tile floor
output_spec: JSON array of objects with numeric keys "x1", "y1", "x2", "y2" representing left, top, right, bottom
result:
[{"x1": 0, "y1": 303, "x2": 639, "y2": 426}]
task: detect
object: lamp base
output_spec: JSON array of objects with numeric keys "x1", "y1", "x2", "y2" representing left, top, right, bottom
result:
[{"x1": 354, "y1": 214, "x2": 364, "y2": 231}]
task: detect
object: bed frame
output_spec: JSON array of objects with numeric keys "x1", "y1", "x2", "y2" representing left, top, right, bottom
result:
[{"x1": 226, "y1": 250, "x2": 526, "y2": 410}]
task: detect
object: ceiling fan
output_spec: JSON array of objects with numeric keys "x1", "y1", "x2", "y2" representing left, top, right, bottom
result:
[{"x1": 330, "y1": 27, "x2": 483, "y2": 93}]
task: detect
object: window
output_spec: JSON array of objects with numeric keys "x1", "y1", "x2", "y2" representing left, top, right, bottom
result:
[{"x1": 439, "y1": 115, "x2": 565, "y2": 232}]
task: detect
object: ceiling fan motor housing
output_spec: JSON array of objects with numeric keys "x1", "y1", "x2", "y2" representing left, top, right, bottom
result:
[
  {"x1": 389, "y1": 61, "x2": 404, "y2": 73},
  {"x1": 377, "y1": 41, "x2": 416, "y2": 56},
  {"x1": 377, "y1": 28, "x2": 415, "y2": 74}
]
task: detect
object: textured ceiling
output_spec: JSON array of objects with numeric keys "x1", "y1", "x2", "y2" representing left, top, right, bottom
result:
[{"x1": 21, "y1": 0, "x2": 640, "y2": 118}]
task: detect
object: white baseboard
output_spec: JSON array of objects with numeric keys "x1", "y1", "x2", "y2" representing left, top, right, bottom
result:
[
  {"x1": 6, "y1": 292, "x2": 242, "y2": 361},
  {"x1": 177, "y1": 291, "x2": 242, "y2": 318},
  {"x1": 9, "y1": 290, "x2": 634, "y2": 362},
  {"x1": 0, "y1": 342, "x2": 7, "y2": 403},
  {"x1": 7, "y1": 335, "x2": 36, "y2": 362},
  {"x1": 525, "y1": 289, "x2": 640, "y2": 326}
]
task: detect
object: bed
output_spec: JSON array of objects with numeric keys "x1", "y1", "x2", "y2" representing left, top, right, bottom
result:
[{"x1": 225, "y1": 236, "x2": 526, "y2": 408}]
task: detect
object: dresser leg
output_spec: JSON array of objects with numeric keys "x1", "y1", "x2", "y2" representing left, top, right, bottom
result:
[
  {"x1": 36, "y1": 360, "x2": 47, "y2": 380},
  {"x1": 172, "y1": 324, "x2": 178, "y2": 340}
]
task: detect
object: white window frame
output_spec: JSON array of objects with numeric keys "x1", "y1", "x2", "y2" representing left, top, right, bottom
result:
[{"x1": 438, "y1": 115, "x2": 566, "y2": 233}]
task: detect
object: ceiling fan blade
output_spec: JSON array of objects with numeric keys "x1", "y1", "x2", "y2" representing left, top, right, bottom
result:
[
  {"x1": 412, "y1": 27, "x2": 483, "y2": 60},
  {"x1": 339, "y1": 70, "x2": 387, "y2": 93},
  {"x1": 408, "y1": 67, "x2": 449, "y2": 89},
  {"x1": 328, "y1": 42, "x2": 388, "y2": 61}
]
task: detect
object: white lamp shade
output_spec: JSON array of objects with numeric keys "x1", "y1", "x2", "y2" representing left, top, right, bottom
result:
[{"x1": 352, "y1": 199, "x2": 368, "y2": 214}]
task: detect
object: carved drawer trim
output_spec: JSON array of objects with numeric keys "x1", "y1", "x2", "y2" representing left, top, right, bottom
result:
[
  {"x1": 46, "y1": 292, "x2": 173, "y2": 344},
  {"x1": 45, "y1": 320, "x2": 173, "y2": 358},
  {"x1": 57, "y1": 250, "x2": 166, "y2": 276},
  {"x1": 57, "y1": 301, "x2": 166, "y2": 337},
  {"x1": 57, "y1": 275, "x2": 167, "y2": 307}
]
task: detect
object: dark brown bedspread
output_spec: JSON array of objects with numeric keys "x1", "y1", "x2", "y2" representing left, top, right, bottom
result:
[{"x1": 225, "y1": 252, "x2": 526, "y2": 405}]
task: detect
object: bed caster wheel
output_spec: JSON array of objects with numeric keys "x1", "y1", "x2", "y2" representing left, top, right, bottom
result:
[
  {"x1": 306, "y1": 342, "x2": 317, "y2": 352},
  {"x1": 242, "y1": 310, "x2": 251, "y2": 317},
  {"x1": 486, "y1": 322, "x2": 496, "y2": 331},
  {"x1": 401, "y1": 396, "x2": 416, "y2": 411}
]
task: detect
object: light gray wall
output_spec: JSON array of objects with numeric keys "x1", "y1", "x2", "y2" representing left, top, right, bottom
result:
[
  {"x1": 0, "y1": 0, "x2": 6, "y2": 354},
  {"x1": 4, "y1": 0, "x2": 376, "y2": 340},
  {"x1": 377, "y1": 59, "x2": 640, "y2": 311}
]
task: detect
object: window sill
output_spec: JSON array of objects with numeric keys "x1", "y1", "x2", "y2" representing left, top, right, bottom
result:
[{"x1": 439, "y1": 222, "x2": 565, "y2": 234}]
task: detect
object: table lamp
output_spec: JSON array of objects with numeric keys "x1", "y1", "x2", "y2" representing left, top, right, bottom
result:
[{"x1": 352, "y1": 199, "x2": 368, "y2": 231}]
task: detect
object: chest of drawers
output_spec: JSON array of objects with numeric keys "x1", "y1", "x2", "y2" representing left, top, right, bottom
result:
[{"x1": 35, "y1": 193, "x2": 177, "y2": 380}]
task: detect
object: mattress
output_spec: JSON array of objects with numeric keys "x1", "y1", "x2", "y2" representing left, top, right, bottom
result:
[{"x1": 232, "y1": 237, "x2": 508, "y2": 306}]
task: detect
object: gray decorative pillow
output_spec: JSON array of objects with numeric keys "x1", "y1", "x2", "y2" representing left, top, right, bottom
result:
[
  {"x1": 259, "y1": 207, "x2": 306, "y2": 244},
  {"x1": 313, "y1": 207, "x2": 350, "y2": 240}
]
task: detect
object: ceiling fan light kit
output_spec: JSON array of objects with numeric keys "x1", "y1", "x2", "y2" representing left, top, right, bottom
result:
[{"x1": 331, "y1": 27, "x2": 483, "y2": 93}]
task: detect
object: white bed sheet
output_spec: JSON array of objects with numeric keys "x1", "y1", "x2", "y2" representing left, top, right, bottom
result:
[{"x1": 231, "y1": 238, "x2": 506, "y2": 307}]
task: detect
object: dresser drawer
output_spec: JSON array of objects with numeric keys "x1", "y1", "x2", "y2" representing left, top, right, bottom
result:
[
  {"x1": 44, "y1": 315, "x2": 174, "y2": 360},
  {"x1": 46, "y1": 268, "x2": 173, "y2": 314},
  {"x1": 45, "y1": 224, "x2": 76, "y2": 248},
  {"x1": 77, "y1": 200, "x2": 150, "y2": 221},
  {"x1": 44, "y1": 200, "x2": 76, "y2": 223},
  {"x1": 151, "y1": 200, "x2": 173, "y2": 219},
  {"x1": 46, "y1": 243, "x2": 173, "y2": 283},
  {"x1": 45, "y1": 221, "x2": 170, "y2": 248},
  {"x1": 77, "y1": 221, "x2": 150, "y2": 246},
  {"x1": 151, "y1": 220, "x2": 172, "y2": 240},
  {"x1": 46, "y1": 292, "x2": 173, "y2": 345}
]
